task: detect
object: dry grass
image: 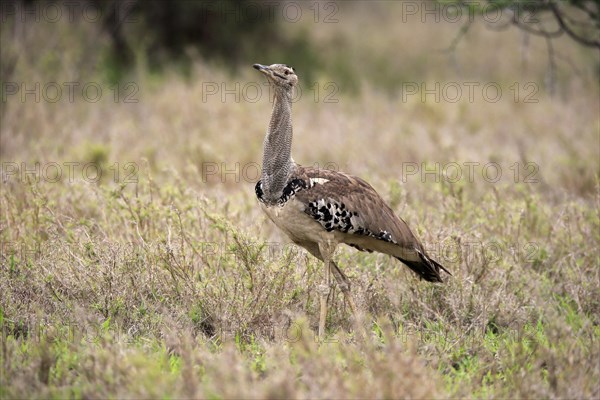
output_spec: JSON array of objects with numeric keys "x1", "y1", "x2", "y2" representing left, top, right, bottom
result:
[{"x1": 1, "y1": 2, "x2": 599, "y2": 398}]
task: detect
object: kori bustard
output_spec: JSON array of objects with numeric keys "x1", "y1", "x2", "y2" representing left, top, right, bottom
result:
[{"x1": 253, "y1": 63, "x2": 450, "y2": 339}]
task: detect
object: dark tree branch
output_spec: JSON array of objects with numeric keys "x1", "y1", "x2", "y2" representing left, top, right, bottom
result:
[
  {"x1": 448, "y1": 0, "x2": 600, "y2": 49},
  {"x1": 547, "y1": 0, "x2": 600, "y2": 48},
  {"x1": 570, "y1": 1, "x2": 599, "y2": 22},
  {"x1": 439, "y1": 0, "x2": 599, "y2": 98}
]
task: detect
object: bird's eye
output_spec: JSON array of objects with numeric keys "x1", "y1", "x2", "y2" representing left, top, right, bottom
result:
[{"x1": 284, "y1": 70, "x2": 290, "y2": 75}]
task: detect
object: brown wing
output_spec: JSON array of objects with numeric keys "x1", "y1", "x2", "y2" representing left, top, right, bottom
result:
[{"x1": 293, "y1": 165, "x2": 450, "y2": 282}]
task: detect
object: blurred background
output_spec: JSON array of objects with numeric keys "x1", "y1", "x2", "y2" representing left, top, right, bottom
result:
[
  {"x1": 2, "y1": 0, "x2": 599, "y2": 86},
  {"x1": 1, "y1": 0, "x2": 598, "y2": 198}
]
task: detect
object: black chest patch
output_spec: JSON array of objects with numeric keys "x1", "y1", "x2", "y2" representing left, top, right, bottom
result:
[
  {"x1": 256, "y1": 178, "x2": 309, "y2": 206},
  {"x1": 255, "y1": 180, "x2": 264, "y2": 200}
]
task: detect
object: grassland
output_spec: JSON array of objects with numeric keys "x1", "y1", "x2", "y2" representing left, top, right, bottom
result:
[{"x1": 1, "y1": 2, "x2": 599, "y2": 398}]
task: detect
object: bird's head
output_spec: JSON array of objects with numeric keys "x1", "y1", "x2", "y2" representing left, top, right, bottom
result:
[{"x1": 253, "y1": 63, "x2": 298, "y2": 90}]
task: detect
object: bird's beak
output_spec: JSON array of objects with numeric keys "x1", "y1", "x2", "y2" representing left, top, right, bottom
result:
[{"x1": 253, "y1": 63, "x2": 269, "y2": 74}]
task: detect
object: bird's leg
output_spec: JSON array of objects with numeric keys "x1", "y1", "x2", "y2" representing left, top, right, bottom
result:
[
  {"x1": 317, "y1": 258, "x2": 332, "y2": 341},
  {"x1": 330, "y1": 261, "x2": 364, "y2": 338}
]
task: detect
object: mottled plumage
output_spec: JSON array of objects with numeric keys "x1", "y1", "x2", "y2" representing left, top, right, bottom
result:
[
  {"x1": 256, "y1": 166, "x2": 450, "y2": 282},
  {"x1": 253, "y1": 63, "x2": 450, "y2": 339}
]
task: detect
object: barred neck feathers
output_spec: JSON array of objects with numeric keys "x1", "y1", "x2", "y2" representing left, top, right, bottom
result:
[{"x1": 261, "y1": 85, "x2": 294, "y2": 203}]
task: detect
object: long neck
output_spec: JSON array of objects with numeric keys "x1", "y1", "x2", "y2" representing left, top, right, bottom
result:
[{"x1": 261, "y1": 85, "x2": 294, "y2": 202}]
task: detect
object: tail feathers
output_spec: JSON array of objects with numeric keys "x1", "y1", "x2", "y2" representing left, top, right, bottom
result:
[{"x1": 397, "y1": 251, "x2": 451, "y2": 283}]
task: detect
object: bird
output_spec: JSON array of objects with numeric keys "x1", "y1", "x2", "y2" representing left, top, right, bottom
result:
[{"x1": 252, "y1": 63, "x2": 450, "y2": 340}]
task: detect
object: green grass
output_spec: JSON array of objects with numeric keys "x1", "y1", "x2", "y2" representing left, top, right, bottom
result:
[
  {"x1": 1, "y1": 2, "x2": 599, "y2": 398},
  {"x1": 2, "y1": 166, "x2": 598, "y2": 398}
]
